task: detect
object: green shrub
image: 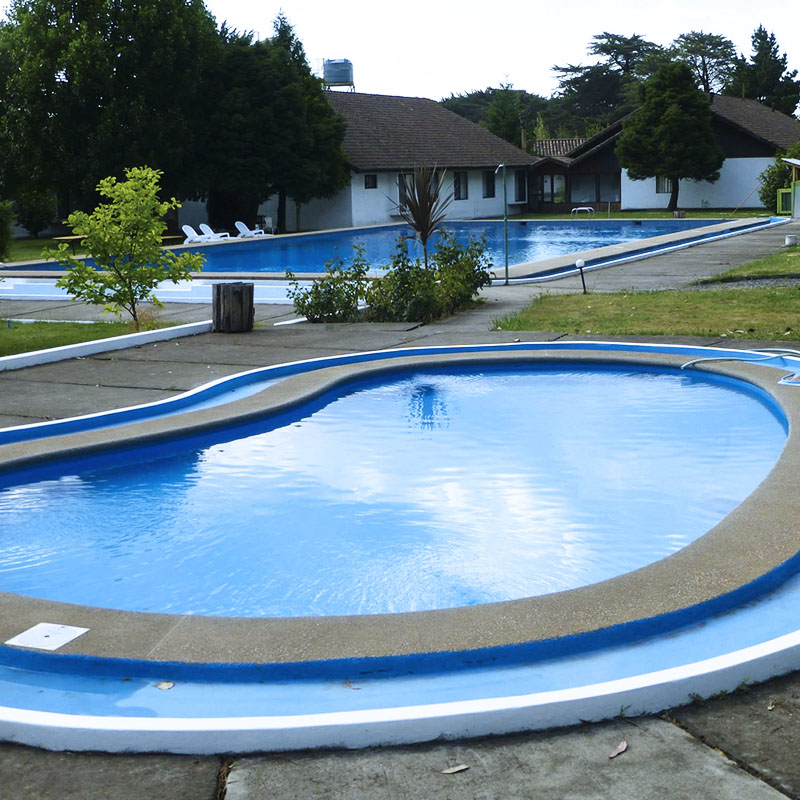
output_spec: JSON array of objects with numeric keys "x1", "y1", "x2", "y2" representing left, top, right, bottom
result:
[
  {"x1": 0, "y1": 200, "x2": 14, "y2": 261},
  {"x1": 288, "y1": 233, "x2": 493, "y2": 324},
  {"x1": 430, "y1": 231, "x2": 493, "y2": 315},
  {"x1": 14, "y1": 189, "x2": 57, "y2": 237},
  {"x1": 366, "y1": 240, "x2": 440, "y2": 323},
  {"x1": 286, "y1": 244, "x2": 369, "y2": 322},
  {"x1": 758, "y1": 141, "x2": 800, "y2": 212}
]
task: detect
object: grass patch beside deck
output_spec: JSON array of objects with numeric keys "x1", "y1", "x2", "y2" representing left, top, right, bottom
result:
[
  {"x1": 698, "y1": 246, "x2": 800, "y2": 282},
  {"x1": 1, "y1": 320, "x2": 136, "y2": 356},
  {"x1": 495, "y1": 287, "x2": 800, "y2": 341}
]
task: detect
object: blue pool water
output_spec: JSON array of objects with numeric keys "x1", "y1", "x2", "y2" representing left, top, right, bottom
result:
[
  {"x1": 0, "y1": 363, "x2": 785, "y2": 618},
  {"x1": 15, "y1": 219, "x2": 722, "y2": 274},
  {"x1": 191, "y1": 219, "x2": 721, "y2": 273}
]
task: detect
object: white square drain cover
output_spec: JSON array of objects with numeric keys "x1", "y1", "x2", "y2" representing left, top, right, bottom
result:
[{"x1": 5, "y1": 622, "x2": 89, "y2": 651}]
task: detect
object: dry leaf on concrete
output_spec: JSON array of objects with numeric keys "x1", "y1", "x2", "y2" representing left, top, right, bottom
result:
[{"x1": 609, "y1": 740, "x2": 628, "y2": 759}]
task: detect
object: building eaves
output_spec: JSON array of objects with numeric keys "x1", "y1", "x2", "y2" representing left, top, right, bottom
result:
[{"x1": 325, "y1": 91, "x2": 541, "y2": 173}]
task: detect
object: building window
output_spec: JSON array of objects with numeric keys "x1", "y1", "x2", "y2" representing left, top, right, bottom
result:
[
  {"x1": 482, "y1": 170, "x2": 495, "y2": 198},
  {"x1": 656, "y1": 175, "x2": 673, "y2": 194},
  {"x1": 539, "y1": 174, "x2": 566, "y2": 203},
  {"x1": 514, "y1": 169, "x2": 527, "y2": 202},
  {"x1": 398, "y1": 172, "x2": 414, "y2": 205},
  {"x1": 364, "y1": 174, "x2": 377, "y2": 190},
  {"x1": 453, "y1": 171, "x2": 468, "y2": 200},
  {"x1": 598, "y1": 173, "x2": 620, "y2": 203},
  {"x1": 570, "y1": 174, "x2": 596, "y2": 204}
]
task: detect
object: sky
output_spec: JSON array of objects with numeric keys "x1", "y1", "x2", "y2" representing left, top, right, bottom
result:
[{"x1": 203, "y1": 0, "x2": 800, "y2": 101}]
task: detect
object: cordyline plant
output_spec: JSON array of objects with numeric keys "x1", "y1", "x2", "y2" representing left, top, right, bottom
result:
[
  {"x1": 394, "y1": 165, "x2": 453, "y2": 268},
  {"x1": 47, "y1": 166, "x2": 205, "y2": 329}
]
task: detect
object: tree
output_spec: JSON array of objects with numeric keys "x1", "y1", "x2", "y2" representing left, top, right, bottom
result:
[
  {"x1": 48, "y1": 167, "x2": 205, "y2": 329},
  {"x1": 266, "y1": 14, "x2": 348, "y2": 232},
  {"x1": 393, "y1": 166, "x2": 453, "y2": 269},
  {"x1": 0, "y1": 0, "x2": 219, "y2": 210},
  {"x1": 724, "y1": 27, "x2": 800, "y2": 116},
  {"x1": 486, "y1": 85, "x2": 525, "y2": 148},
  {"x1": 616, "y1": 62, "x2": 724, "y2": 211},
  {"x1": 203, "y1": 28, "x2": 280, "y2": 229},
  {"x1": 758, "y1": 141, "x2": 800, "y2": 212},
  {"x1": 13, "y1": 188, "x2": 57, "y2": 237},
  {"x1": 552, "y1": 33, "x2": 664, "y2": 132},
  {"x1": 671, "y1": 31, "x2": 737, "y2": 93}
]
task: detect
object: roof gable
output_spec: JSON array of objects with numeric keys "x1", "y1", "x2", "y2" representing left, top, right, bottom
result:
[
  {"x1": 709, "y1": 94, "x2": 800, "y2": 151},
  {"x1": 325, "y1": 92, "x2": 539, "y2": 172}
]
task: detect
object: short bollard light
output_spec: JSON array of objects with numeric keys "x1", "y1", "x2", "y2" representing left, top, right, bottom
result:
[{"x1": 576, "y1": 259, "x2": 587, "y2": 294}]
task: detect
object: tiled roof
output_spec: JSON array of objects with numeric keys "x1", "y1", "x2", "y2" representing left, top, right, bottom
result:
[
  {"x1": 535, "y1": 138, "x2": 588, "y2": 157},
  {"x1": 709, "y1": 94, "x2": 800, "y2": 150},
  {"x1": 324, "y1": 92, "x2": 540, "y2": 172}
]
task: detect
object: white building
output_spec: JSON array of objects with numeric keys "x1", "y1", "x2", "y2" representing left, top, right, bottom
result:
[{"x1": 252, "y1": 92, "x2": 538, "y2": 233}]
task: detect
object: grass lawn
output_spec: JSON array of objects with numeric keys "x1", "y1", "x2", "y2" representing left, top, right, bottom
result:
[
  {"x1": 698, "y1": 245, "x2": 800, "y2": 282},
  {"x1": 4, "y1": 237, "x2": 64, "y2": 263},
  {"x1": 1, "y1": 320, "x2": 136, "y2": 357},
  {"x1": 496, "y1": 246, "x2": 800, "y2": 341},
  {"x1": 495, "y1": 287, "x2": 800, "y2": 340}
]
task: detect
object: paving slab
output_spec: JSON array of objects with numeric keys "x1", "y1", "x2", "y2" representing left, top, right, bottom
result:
[
  {"x1": 0, "y1": 354, "x2": 244, "y2": 391},
  {"x1": 0, "y1": 743, "x2": 221, "y2": 800},
  {"x1": 224, "y1": 718, "x2": 786, "y2": 800},
  {"x1": 670, "y1": 670, "x2": 800, "y2": 799},
  {"x1": 0, "y1": 377, "x2": 174, "y2": 419}
]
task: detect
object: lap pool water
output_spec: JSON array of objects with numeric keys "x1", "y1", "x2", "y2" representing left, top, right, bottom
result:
[
  {"x1": 9, "y1": 219, "x2": 724, "y2": 275},
  {"x1": 0, "y1": 363, "x2": 787, "y2": 617}
]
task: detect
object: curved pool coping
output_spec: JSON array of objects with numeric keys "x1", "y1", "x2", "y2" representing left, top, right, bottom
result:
[{"x1": 1, "y1": 345, "x2": 799, "y2": 676}]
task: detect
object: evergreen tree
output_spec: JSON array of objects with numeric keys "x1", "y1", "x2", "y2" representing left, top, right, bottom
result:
[
  {"x1": 203, "y1": 28, "x2": 281, "y2": 229},
  {"x1": 671, "y1": 31, "x2": 737, "y2": 93},
  {"x1": 724, "y1": 26, "x2": 800, "y2": 116},
  {"x1": 552, "y1": 33, "x2": 663, "y2": 133},
  {"x1": 616, "y1": 61, "x2": 724, "y2": 211},
  {"x1": 267, "y1": 14, "x2": 348, "y2": 232}
]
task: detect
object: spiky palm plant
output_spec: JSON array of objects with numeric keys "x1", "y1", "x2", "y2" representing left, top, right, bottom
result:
[{"x1": 394, "y1": 165, "x2": 453, "y2": 268}]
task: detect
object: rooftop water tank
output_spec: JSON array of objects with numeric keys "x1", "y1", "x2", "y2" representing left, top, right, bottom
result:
[{"x1": 323, "y1": 59, "x2": 354, "y2": 88}]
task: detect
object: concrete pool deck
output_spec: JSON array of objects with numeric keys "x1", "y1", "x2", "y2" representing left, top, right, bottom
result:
[{"x1": 0, "y1": 218, "x2": 799, "y2": 798}]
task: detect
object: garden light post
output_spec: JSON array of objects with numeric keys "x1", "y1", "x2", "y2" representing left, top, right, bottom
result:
[
  {"x1": 495, "y1": 162, "x2": 509, "y2": 285},
  {"x1": 576, "y1": 259, "x2": 587, "y2": 294}
]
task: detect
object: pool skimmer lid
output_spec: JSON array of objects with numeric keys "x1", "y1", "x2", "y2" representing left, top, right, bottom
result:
[{"x1": 5, "y1": 622, "x2": 89, "y2": 651}]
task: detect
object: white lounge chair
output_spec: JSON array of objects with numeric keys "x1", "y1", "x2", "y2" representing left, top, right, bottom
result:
[
  {"x1": 235, "y1": 221, "x2": 267, "y2": 238},
  {"x1": 199, "y1": 223, "x2": 230, "y2": 240},
  {"x1": 182, "y1": 224, "x2": 212, "y2": 244}
]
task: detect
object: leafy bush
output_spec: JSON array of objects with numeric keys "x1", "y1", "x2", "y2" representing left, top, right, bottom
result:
[
  {"x1": 286, "y1": 244, "x2": 369, "y2": 322},
  {"x1": 289, "y1": 233, "x2": 493, "y2": 324},
  {"x1": 365, "y1": 240, "x2": 440, "y2": 322},
  {"x1": 430, "y1": 231, "x2": 493, "y2": 315},
  {"x1": 758, "y1": 141, "x2": 800, "y2": 212},
  {"x1": 0, "y1": 200, "x2": 13, "y2": 261},
  {"x1": 14, "y1": 189, "x2": 57, "y2": 237}
]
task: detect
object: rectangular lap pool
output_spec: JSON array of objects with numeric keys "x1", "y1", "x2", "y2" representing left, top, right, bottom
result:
[{"x1": 9, "y1": 219, "x2": 726, "y2": 275}]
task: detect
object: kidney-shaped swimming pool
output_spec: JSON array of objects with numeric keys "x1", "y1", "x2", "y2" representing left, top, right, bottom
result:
[{"x1": 0, "y1": 362, "x2": 787, "y2": 617}]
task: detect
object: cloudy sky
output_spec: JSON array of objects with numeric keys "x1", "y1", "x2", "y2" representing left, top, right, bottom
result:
[{"x1": 203, "y1": 0, "x2": 799, "y2": 101}]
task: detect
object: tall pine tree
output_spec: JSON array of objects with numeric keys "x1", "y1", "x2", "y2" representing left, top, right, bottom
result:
[
  {"x1": 616, "y1": 61, "x2": 724, "y2": 211},
  {"x1": 725, "y1": 26, "x2": 800, "y2": 116}
]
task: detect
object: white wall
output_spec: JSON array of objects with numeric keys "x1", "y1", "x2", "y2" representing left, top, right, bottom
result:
[
  {"x1": 351, "y1": 172, "x2": 401, "y2": 227},
  {"x1": 179, "y1": 166, "x2": 527, "y2": 236},
  {"x1": 621, "y1": 157, "x2": 773, "y2": 210},
  {"x1": 348, "y1": 168, "x2": 521, "y2": 228}
]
